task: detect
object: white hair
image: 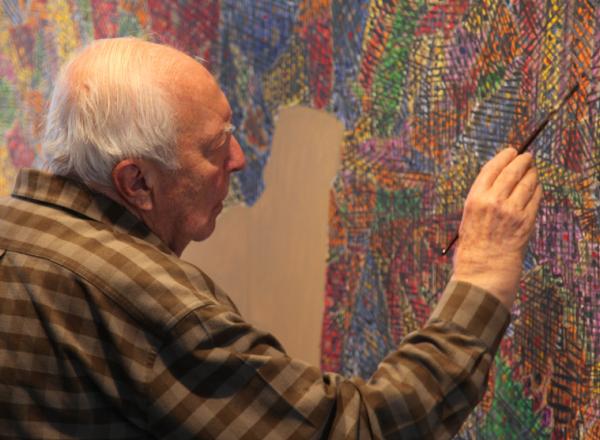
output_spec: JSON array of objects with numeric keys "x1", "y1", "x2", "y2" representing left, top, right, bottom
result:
[{"x1": 42, "y1": 37, "x2": 180, "y2": 188}]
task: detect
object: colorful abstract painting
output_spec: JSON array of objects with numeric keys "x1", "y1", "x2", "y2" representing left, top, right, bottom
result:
[{"x1": 1, "y1": 0, "x2": 598, "y2": 438}]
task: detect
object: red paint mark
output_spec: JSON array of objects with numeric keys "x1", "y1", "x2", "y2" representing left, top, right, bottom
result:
[
  {"x1": 415, "y1": 1, "x2": 469, "y2": 37},
  {"x1": 9, "y1": 23, "x2": 35, "y2": 69},
  {"x1": 90, "y1": 0, "x2": 118, "y2": 39},
  {"x1": 301, "y1": 13, "x2": 334, "y2": 109},
  {"x1": 147, "y1": 1, "x2": 220, "y2": 70},
  {"x1": 6, "y1": 123, "x2": 35, "y2": 168}
]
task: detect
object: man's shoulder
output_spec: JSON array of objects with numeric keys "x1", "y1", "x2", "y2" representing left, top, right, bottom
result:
[{"x1": 0, "y1": 194, "x2": 223, "y2": 335}]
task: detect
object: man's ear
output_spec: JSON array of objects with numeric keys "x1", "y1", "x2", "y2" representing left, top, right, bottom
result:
[{"x1": 111, "y1": 159, "x2": 154, "y2": 211}]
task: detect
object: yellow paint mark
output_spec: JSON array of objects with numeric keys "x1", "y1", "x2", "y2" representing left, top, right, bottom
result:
[{"x1": 47, "y1": 0, "x2": 80, "y2": 63}]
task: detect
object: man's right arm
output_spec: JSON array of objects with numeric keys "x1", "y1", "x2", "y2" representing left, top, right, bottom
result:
[
  {"x1": 146, "y1": 280, "x2": 509, "y2": 439},
  {"x1": 144, "y1": 148, "x2": 541, "y2": 439}
]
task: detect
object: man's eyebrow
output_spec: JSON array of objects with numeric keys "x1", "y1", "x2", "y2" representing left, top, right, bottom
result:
[
  {"x1": 205, "y1": 122, "x2": 234, "y2": 141},
  {"x1": 203, "y1": 123, "x2": 235, "y2": 149}
]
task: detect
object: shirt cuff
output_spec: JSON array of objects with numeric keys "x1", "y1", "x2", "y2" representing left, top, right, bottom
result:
[{"x1": 427, "y1": 280, "x2": 511, "y2": 354}]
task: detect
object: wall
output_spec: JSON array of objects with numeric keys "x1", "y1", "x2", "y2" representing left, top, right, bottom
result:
[
  {"x1": 183, "y1": 106, "x2": 343, "y2": 366},
  {"x1": 1, "y1": 2, "x2": 599, "y2": 437}
]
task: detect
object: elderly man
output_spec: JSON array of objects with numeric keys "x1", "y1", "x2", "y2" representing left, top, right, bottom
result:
[{"x1": 0, "y1": 37, "x2": 541, "y2": 439}]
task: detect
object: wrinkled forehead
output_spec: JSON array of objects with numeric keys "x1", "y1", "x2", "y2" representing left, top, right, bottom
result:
[
  {"x1": 162, "y1": 56, "x2": 231, "y2": 127},
  {"x1": 159, "y1": 49, "x2": 216, "y2": 99},
  {"x1": 155, "y1": 59, "x2": 231, "y2": 155}
]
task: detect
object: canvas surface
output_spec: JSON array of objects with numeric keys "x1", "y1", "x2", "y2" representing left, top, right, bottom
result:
[{"x1": 0, "y1": 1, "x2": 598, "y2": 437}]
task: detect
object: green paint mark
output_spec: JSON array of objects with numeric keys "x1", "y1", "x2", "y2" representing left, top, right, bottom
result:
[
  {"x1": 371, "y1": 0, "x2": 423, "y2": 137},
  {"x1": 0, "y1": 80, "x2": 17, "y2": 133},
  {"x1": 479, "y1": 357, "x2": 551, "y2": 439},
  {"x1": 476, "y1": 66, "x2": 506, "y2": 100},
  {"x1": 31, "y1": 33, "x2": 45, "y2": 89},
  {"x1": 118, "y1": 10, "x2": 144, "y2": 37},
  {"x1": 75, "y1": 0, "x2": 95, "y2": 43},
  {"x1": 374, "y1": 186, "x2": 421, "y2": 222}
]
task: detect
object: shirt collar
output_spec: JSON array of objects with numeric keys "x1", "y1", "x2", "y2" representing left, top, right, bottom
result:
[{"x1": 11, "y1": 168, "x2": 172, "y2": 254}]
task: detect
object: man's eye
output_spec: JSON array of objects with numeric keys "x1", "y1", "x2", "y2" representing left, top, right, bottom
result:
[
  {"x1": 217, "y1": 133, "x2": 233, "y2": 150},
  {"x1": 207, "y1": 136, "x2": 229, "y2": 154},
  {"x1": 206, "y1": 125, "x2": 234, "y2": 153}
]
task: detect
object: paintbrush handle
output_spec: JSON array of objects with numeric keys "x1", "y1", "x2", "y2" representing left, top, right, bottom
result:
[
  {"x1": 441, "y1": 82, "x2": 579, "y2": 256},
  {"x1": 518, "y1": 83, "x2": 578, "y2": 153},
  {"x1": 518, "y1": 118, "x2": 550, "y2": 154}
]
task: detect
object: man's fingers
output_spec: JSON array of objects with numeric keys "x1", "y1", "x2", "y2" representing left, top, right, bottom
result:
[
  {"x1": 491, "y1": 152, "x2": 533, "y2": 199},
  {"x1": 471, "y1": 148, "x2": 518, "y2": 193},
  {"x1": 507, "y1": 165, "x2": 538, "y2": 209},
  {"x1": 524, "y1": 182, "x2": 543, "y2": 222}
]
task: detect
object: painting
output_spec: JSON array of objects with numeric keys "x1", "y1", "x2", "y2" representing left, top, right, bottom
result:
[{"x1": 0, "y1": 0, "x2": 598, "y2": 437}]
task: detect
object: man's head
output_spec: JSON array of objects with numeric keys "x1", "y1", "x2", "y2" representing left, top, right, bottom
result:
[{"x1": 42, "y1": 37, "x2": 246, "y2": 255}]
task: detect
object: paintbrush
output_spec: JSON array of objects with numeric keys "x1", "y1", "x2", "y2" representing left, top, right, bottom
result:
[{"x1": 440, "y1": 81, "x2": 580, "y2": 256}]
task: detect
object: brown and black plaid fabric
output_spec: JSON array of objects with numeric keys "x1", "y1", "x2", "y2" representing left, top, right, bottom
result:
[{"x1": 0, "y1": 169, "x2": 510, "y2": 439}]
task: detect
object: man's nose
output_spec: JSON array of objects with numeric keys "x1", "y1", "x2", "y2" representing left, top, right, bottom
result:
[{"x1": 228, "y1": 136, "x2": 246, "y2": 172}]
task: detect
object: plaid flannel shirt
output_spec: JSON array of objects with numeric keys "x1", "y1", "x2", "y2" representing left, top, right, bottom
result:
[{"x1": 0, "y1": 169, "x2": 510, "y2": 439}]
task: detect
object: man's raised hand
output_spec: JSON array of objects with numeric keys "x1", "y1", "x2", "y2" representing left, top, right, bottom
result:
[{"x1": 451, "y1": 147, "x2": 543, "y2": 308}]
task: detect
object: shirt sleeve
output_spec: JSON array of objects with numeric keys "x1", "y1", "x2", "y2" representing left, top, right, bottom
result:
[{"x1": 145, "y1": 280, "x2": 510, "y2": 439}]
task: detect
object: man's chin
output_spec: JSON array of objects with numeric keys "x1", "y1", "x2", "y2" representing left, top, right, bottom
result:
[{"x1": 193, "y1": 218, "x2": 217, "y2": 243}]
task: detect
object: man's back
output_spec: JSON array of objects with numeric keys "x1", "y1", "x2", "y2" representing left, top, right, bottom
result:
[{"x1": 0, "y1": 169, "x2": 238, "y2": 438}]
